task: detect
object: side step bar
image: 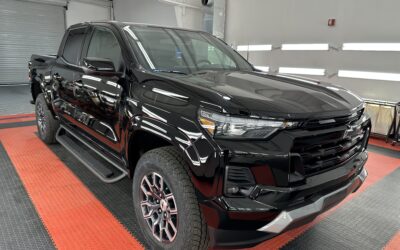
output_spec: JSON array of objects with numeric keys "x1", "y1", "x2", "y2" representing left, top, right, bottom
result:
[{"x1": 56, "y1": 125, "x2": 128, "y2": 183}]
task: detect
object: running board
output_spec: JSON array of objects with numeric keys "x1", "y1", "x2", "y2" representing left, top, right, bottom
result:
[{"x1": 56, "y1": 125, "x2": 128, "y2": 183}]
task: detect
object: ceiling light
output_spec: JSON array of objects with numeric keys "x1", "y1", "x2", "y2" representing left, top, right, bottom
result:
[
  {"x1": 254, "y1": 66, "x2": 269, "y2": 72},
  {"x1": 281, "y1": 43, "x2": 329, "y2": 51},
  {"x1": 342, "y1": 43, "x2": 400, "y2": 51},
  {"x1": 338, "y1": 70, "x2": 400, "y2": 82},
  {"x1": 237, "y1": 44, "x2": 272, "y2": 51},
  {"x1": 279, "y1": 67, "x2": 326, "y2": 76}
]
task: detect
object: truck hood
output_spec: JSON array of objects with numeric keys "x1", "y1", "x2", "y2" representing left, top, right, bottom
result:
[{"x1": 156, "y1": 71, "x2": 364, "y2": 120}]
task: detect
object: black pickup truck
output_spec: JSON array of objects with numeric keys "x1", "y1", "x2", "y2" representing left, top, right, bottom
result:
[{"x1": 29, "y1": 21, "x2": 370, "y2": 249}]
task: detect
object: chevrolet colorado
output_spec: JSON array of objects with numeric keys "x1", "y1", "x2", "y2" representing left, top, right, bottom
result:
[{"x1": 29, "y1": 21, "x2": 371, "y2": 249}]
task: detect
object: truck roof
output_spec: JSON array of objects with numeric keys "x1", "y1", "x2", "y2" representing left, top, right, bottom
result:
[{"x1": 68, "y1": 20, "x2": 204, "y2": 33}]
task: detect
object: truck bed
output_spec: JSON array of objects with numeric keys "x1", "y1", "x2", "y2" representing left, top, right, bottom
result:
[
  {"x1": 31, "y1": 54, "x2": 57, "y2": 66},
  {"x1": 29, "y1": 54, "x2": 57, "y2": 101}
]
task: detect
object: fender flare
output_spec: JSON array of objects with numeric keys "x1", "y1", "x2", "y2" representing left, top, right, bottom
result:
[{"x1": 125, "y1": 115, "x2": 220, "y2": 178}]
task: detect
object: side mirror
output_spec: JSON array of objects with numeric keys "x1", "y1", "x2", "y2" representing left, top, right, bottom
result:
[{"x1": 83, "y1": 57, "x2": 116, "y2": 73}]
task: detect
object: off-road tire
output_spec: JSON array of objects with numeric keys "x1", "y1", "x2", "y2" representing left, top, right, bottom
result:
[{"x1": 133, "y1": 146, "x2": 210, "y2": 250}]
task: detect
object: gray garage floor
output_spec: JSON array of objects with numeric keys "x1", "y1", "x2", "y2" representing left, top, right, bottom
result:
[{"x1": 0, "y1": 85, "x2": 34, "y2": 115}]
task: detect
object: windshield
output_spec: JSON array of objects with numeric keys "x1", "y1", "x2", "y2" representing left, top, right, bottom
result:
[{"x1": 123, "y1": 25, "x2": 253, "y2": 74}]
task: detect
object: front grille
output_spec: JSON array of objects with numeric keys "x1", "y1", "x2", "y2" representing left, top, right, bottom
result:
[
  {"x1": 303, "y1": 109, "x2": 364, "y2": 130},
  {"x1": 291, "y1": 123, "x2": 368, "y2": 176}
]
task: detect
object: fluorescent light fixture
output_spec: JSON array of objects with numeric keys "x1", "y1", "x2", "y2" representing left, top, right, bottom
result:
[
  {"x1": 279, "y1": 67, "x2": 326, "y2": 76},
  {"x1": 342, "y1": 43, "x2": 400, "y2": 51},
  {"x1": 237, "y1": 44, "x2": 272, "y2": 51},
  {"x1": 281, "y1": 43, "x2": 329, "y2": 51},
  {"x1": 236, "y1": 45, "x2": 249, "y2": 51},
  {"x1": 254, "y1": 66, "x2": 269, "y2": 72},
  {"x1": 338, "y1": 70, "x2": 400, "y2": 82}
]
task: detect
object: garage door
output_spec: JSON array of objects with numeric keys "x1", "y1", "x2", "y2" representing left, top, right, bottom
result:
[{"x1": 0, "y1": 0, "x2": 65, "y2": 84}]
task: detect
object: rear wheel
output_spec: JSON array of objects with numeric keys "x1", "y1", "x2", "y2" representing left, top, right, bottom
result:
[
  {"x1": 132, "y1": 146, "x2": 210, "y2": 250},
  {"x1": 35, "y1": 93, "x2": 59, "y2": 144}
]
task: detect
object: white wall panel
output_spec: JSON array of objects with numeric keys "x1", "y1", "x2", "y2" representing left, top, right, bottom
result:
[
  {"x1": 113, "y1": 0, "x2": 178, "y2": 27},
  {"x1": 225, "y1": 0, "x2": 400, "y2": 102},
  {"x1": 113, "y1": 0, "x2": 212, "y2": 31}
]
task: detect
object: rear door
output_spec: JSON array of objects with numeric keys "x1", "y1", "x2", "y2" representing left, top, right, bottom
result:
[
  {"x1": 52, "y1": 26, "x2": 88, "y2": 126},
  {"x1": 76, "y1": 25, "x2": 125, "y2": 152}
]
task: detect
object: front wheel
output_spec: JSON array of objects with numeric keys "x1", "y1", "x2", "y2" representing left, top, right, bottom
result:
[{"x1": 132, "y1": 146, "x2": 210, "y2": 250}]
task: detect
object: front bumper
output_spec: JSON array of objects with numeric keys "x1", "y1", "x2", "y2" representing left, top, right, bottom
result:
[
  {"x1": 202, "y1": 115, "x2": 371, "y2": 248},
  {"x1": 206, "y1": 151, "x2": 368, "y2": 248},
  {"x1": 208, "y1": 165, "x2": 367, "y2": 248},
  {"x1": 257, "y1": 167, "x2": 367, "y2": 234}
]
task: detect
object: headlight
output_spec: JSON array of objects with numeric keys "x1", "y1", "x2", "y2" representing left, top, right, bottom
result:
[{"x1": 199, "y1": 109, "x2": 297, "y2": 139}]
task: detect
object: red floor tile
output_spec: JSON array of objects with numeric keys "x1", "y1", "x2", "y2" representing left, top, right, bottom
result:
[{"x1": 0, "y1": 126, "x2": 143, "y2": 250}]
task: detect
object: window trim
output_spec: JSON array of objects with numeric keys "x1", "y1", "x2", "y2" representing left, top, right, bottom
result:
[
  {"x1": 83, "y1": 25, "x2": 125, "y2": 73},
  {"x1": 61, "y1": 26, "x2": 88, "y2": 66}
]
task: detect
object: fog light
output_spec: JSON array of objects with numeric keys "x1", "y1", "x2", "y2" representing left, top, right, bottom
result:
[
  {"x1": 224, "y1": 166, "x2": 256, "y2": 197},
  {"x1": 226, "y1": 186, "x2": 240, "y2": 194}
]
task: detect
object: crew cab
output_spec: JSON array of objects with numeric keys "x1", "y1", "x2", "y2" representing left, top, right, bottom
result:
[{"x1": 29, "y1": 21, "x2": 371, "y2": 249}]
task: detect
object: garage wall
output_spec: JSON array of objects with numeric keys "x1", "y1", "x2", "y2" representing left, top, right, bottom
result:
[
  {"x1": 225, "y1": 0, "x2": 400, "y2": 103},
  {"x1": 66, "y1": 0, "x2": 111, "y2": 28},
  {"x1": 0, "y1": 0, "x2": 65, "y2": 84}
]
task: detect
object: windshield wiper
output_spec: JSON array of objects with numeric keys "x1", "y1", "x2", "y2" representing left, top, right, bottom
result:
[{"x1": 153, "y1": 69, "x2": 188, "y2": 75}]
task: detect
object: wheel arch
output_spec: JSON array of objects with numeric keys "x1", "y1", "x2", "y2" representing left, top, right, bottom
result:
[
  {"x1": 30, "y1": 71, "x2": 42, "y2": 102},
  {"x1": 125, "y1": 116, "x2": 220, "y2": 180},
  {"x1": 126, "y1": 128, "x2": 174, "y2": 178}
]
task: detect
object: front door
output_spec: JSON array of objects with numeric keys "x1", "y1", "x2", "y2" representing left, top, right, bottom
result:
[
  {"x1": 76, "y1": 26, "x2": 125, "y2": 152},
  {"x1": 52, "y1": 26, "x2": 88, "y2": 128}
]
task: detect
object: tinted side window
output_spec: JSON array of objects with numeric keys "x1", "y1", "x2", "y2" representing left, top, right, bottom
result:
[
  {"x1": 87, "y1": 27, "x2": 123, "y2": 71},
  {"x1": 62, "y1": 29, "x2": 85, "y2": 64}
]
